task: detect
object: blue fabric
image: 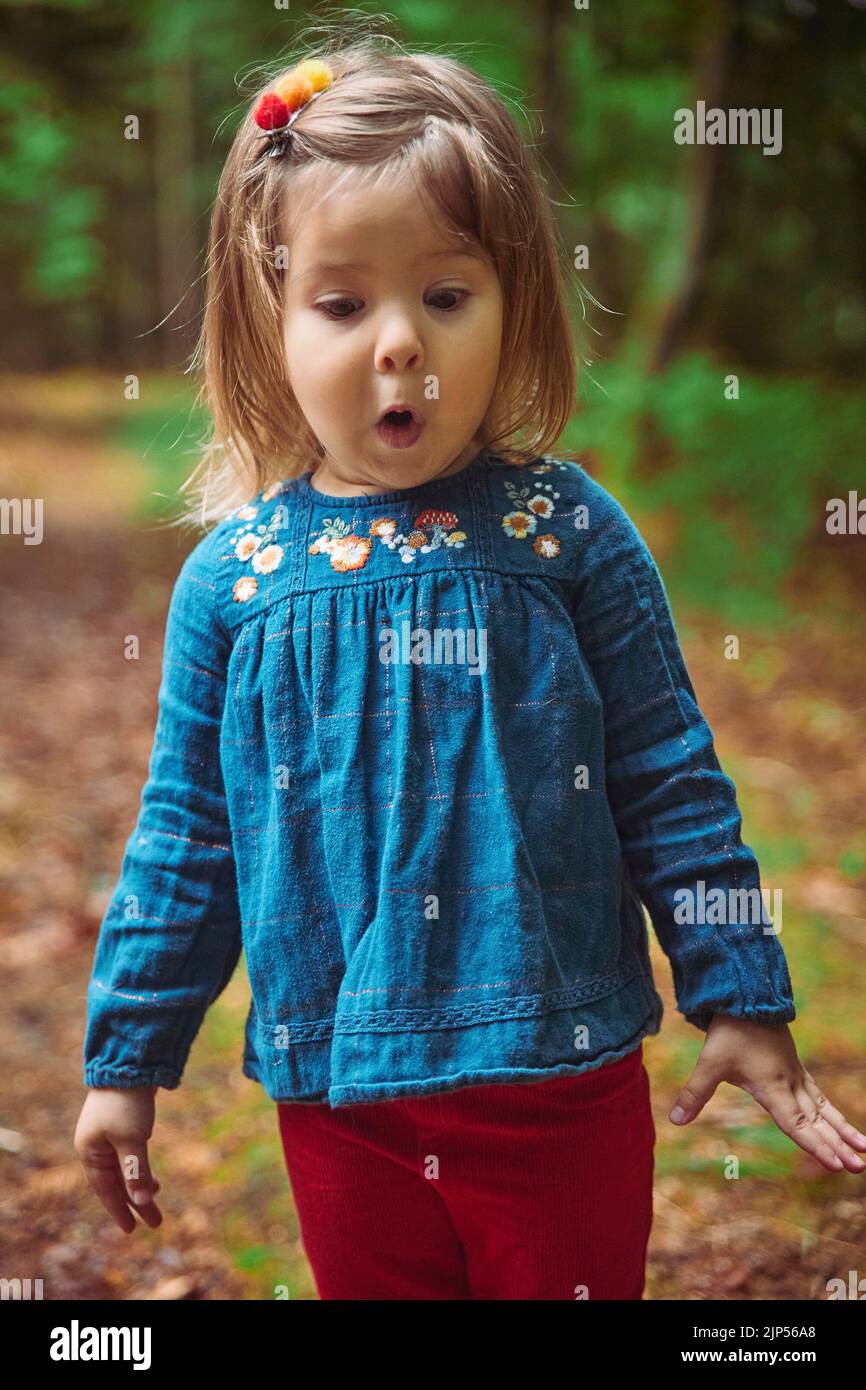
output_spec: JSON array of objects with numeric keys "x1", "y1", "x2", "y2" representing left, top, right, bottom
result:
[{"x1": 83, "y1": 450, "x2": 795, "y2": 1105}]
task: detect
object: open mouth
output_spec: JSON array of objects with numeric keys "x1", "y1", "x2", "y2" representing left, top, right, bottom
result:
[{"x1": 376, "y1": 406, "x2": 424, "y2": 448}]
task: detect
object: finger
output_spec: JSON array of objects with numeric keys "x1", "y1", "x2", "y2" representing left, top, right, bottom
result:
[
  {"x1": 756, "y1": 1083, "x2": 849, "y2": 1172},
  {"x1": 795, "y1": 1085, "x2": 866, "y2": 1173},
  {"x1": 118, "y1": 1149, "x2": 163, "y2": 1228},
  {"x1": 130, "y1": 1194, "x2": 164, "y2": 1229},
  {"x1": 115, "y1": 1139, "x2": 158, "y2": 1210},
  {"x1": 669, "y1": 1063, "x2": 720, "y2": 1124},
  {"x1": 80, "y1": 1152, "x2": 139, "y2": 1234},
  {"x1": 799, "y1": 1073, "x2": 866, "y2": 1159}
]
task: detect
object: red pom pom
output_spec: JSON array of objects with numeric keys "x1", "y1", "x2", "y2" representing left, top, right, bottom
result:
[{"x1": 254, "y1": 92, "x2": 290, "y2": 131}]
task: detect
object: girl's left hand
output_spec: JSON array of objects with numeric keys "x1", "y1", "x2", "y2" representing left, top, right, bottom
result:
[{"x1": 668, "y1": 1015, "x2": 866, "y2": 1173}]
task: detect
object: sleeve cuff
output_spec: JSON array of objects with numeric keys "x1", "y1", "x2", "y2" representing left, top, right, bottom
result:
[
  {"x1": 684, "y1": 999, "x2": 797, "y2": 1032},
  {"x1": 83, "y1": 1064, "x2": 181, "y2": 1090}
]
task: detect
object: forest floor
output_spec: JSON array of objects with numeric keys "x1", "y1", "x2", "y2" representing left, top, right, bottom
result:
[{"x1": 1, "y1": 378, "x2": 864, "y2": 1300}]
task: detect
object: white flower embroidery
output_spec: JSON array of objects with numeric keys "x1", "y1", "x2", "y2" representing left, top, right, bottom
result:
[
  {"x1": 235, "y1": 534, "x2": 261, "y2": 561},
  {"x1": 233, "y1": 575, "x2": 258, "y2": 603}
]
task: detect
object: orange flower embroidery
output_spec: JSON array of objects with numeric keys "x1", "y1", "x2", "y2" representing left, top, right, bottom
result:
[
  {"x1": 329, "y1": 536, "x2": 373, "y2": 572},
  {"x1": 309, "y1": 508, "x2": 469, "y2": 570}
]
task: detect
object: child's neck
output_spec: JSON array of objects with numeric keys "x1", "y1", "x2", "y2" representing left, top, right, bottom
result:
[{"x1": 311, "y1": 439, "x2": 482, "y2": 498}]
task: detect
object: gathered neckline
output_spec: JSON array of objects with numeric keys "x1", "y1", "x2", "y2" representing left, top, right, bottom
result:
[{"x1": 297, "y1": 448, "x2": 495, "y2": 507}]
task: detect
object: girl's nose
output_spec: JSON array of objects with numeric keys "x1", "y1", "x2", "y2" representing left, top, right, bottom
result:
[{"x1": 373, "y1": 314, "x2": 425, "y2": 373}]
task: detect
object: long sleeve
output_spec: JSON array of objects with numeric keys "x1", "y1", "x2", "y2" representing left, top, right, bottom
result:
[
  {"x1": 83, "y1": 531, "x2": 243, "y2": 1089},
  {"x1": 570, "y1": 471, "x2": 796, "y2": 1032}
]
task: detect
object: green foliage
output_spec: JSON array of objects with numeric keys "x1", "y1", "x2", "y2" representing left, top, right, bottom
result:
[
  {"x1": 233, "y1": 1244, "x2": 275, "y2": 1273},
  {"x1": 0, "y1": 78, "x2": 104, "y2": 300},
  {"x1": 838, "y1": 848, "x2": 866, "y2": 880},
  {"x1": 110, "y1": 382, "x2": 210, "y2": 521},
  {"x1": 569, "y1": 350, "x2": 866, "y2": 619}
]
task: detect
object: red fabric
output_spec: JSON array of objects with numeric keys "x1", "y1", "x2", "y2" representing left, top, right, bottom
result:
[{"x1": 277, "y1": 1043, "x2": 655, "y2": 1300}]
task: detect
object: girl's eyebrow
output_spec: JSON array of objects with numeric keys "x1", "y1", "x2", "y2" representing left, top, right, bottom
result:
[{"x1": 292, "y1": 248, "x2": 484, "y2": 283}]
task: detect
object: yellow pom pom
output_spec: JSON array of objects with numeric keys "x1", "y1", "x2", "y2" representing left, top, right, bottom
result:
[{"x1": 294, "y1": 59, "x2": 333, "y2": 93}]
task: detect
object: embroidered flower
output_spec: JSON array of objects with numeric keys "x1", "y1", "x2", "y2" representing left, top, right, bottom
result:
[
  {"x1": 500, "y1": 468, "x2": 564, "y2": 559},
  {"x1": 309, "y1": 507, "x2": 471, "y2": 570},
  {"x1": 252, "y1": 544, "x2": 285, "y2": 574},
  {"x1": 235, "y1": 534, "x2": 261, "y2": 561},
  {"x1": 220, "y1": 487, "x2": 290, "y2": 597},
  {"x1": 530, "y1": 457, "x2": 569, "y2": 474},
  {"x1": 330, "y1": 536, "x2": 373, "y2": 572},
  {"x1": 502, "y1": 510, "x2": 536, "y2": 538},
  {"x1": 527, "y1": 495, "x2": 554, "y2": 518},
  {"x1": 307, "y1": 518, "x2": 372, "y2": 571},
  {"x1": 233, "y1": 575, "x2": 259, "y2": 603}
]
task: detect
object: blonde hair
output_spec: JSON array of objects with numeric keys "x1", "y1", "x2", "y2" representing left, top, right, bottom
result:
[{"x1": 178, "y1": 20, "x2": 581, "y2": 530}]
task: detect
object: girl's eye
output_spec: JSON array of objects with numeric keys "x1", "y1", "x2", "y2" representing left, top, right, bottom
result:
[
  {"x1": 426, "y1": 288, "x2": 469, "y2": 312},
  {"x1": 313, "y1": 289, "x2": 470, "y2": 320},
  {"x1": 315, "y1": 298, "x2": 359, "y2": 320}
]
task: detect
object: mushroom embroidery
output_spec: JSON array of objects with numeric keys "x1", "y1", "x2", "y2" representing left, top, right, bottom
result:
[{"x1": 309, "y1": 508, "x2": 469, "y2": 572}]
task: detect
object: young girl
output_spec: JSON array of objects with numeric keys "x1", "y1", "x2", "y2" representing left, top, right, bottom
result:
[{"x1": 75, "y1": 37, "x2": 866, "y2": 1301}]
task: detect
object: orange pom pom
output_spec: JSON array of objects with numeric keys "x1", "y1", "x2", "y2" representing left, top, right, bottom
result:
[
  {"x1": 272, "y1": 58, "x2": 333, "y2": 113},
  {"x1": 273, "y1": 72, "x2": 313, "y2": 113}
]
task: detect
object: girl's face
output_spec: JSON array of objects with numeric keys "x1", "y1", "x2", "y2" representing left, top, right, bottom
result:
[{"x1": 282, "y1": 166, "x2": 503, "y2": 496}]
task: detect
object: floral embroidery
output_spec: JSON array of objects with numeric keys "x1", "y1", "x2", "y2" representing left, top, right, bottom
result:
[
  {"x1": 252, "y1": 544, "x2": 285, "y2": 574},
  {"x1": 499, "y1": 459, "x2": 567, "y2": 560},
  {"x1": 235, "y1": 534, "x2": 261, "y2": 562},
  {"x1": 308, "y1": 507, "x2": 470, "y2": 572},
  {"x1": 528, "y1": 457, "x2": 569, "y2": 474},
  {"x1": 220, "y1": 481, "x2": 291, "y2": 600},
  {"x1": 308, "y1": 523, "x2": 373, "y2": 573},
  {"x1": 233, "y1": 575, "x2": 259, "y2": 603}
]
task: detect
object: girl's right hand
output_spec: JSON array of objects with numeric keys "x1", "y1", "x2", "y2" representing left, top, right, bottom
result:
[{"x1": 74, "y1": 1086, "x2": 163, "y2": 1233}]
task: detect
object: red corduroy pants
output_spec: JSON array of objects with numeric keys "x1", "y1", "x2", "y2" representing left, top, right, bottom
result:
[{"x1": 276, "y1": 1042, "x2": 655, "y2": 1300}]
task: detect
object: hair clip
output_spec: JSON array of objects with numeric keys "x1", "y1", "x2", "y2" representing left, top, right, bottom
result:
[{"x1": 253, "y1": 59, "x2": 334, "y2": 158}]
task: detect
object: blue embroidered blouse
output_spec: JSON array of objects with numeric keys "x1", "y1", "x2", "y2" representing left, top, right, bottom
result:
[{"x1": 82, "y1": 450, "x2": 796, "y2": 1106}]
